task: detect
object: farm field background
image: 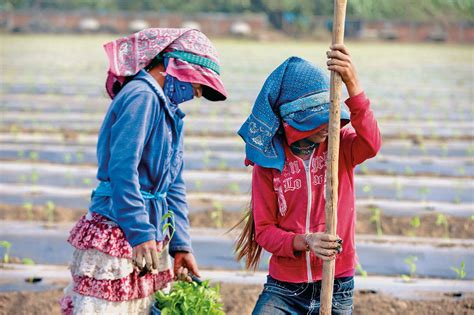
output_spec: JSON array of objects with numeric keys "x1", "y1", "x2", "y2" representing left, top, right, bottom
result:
[{"x1": 0, "y1": 34, "x2": 473, "y2": 314}]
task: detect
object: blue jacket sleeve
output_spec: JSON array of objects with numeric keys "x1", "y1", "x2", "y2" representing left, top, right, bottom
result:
[
  {"x1": 167, "y1": 162, "x2": 193, "y2": 256},
  {"x1": 109, "y1": 90, "x2": 158, "y2": 247}
]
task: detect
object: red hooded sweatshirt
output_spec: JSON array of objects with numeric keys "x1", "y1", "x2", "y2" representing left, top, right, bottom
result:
[{"x1": 252, "y1": 92, "x2": 381, "y2": 283}]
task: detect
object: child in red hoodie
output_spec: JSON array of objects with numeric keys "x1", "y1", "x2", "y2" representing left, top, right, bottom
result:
[{"x1": 236, "y1": 45, "x2": 381, "y2": 314}]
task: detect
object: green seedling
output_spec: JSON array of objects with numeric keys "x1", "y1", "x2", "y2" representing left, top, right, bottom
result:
[
  {"x1": 356, "y1": 263, "x2": 368, "y2": 278},
  {"x1": 22, "y1": 258, "x2": 35, "y2": 265},
  {"x1": 22, "y1": 202, "x2": 34, "y2": 221},
  {"x1": 161, "y1": 210, "x2": 175, "y2": 240},
  {"x1": 64, "y1": 153, "x2": 72, "y2": 163},
  {"x1": 456, "y1": 166, "x2": 466, "y2": 176},
  {"x1": 76, "y1": 151, "x2": 85, "y2": 163},
  {"x1": 30, "y1": 169, "x2": 39, "y2": 184},
  {"x1": 451, "y1": 261, "x2": 466, "y2": 280},
  {"x1": 408, "y1": 216, "x2": 421, "y2": 237},
  {"x1": 228, "y1": 182, "x2": 241, "y2": 194},
  {"x1": 440, "y1": 143, "x2": 449, "y2": 157},
  {"x1": 203, "y1": 150, "x2": 212, "y2": 168},
  {"x1": 211, "y1": 201, "x2": 224, "y2": 228},
  {"x1": 362, "y1": 184, "x2": 372, "y2": 199},
  {"x1": 45, "y1": 201, "x2": 56, "y2": 225},
  {"x1": 404, "y1": 166, "x2": 414, "y2": 176},
  {"x1": 194, "y1": 180, "x2": 203, "y2": 191},
  {"x1": 453, "y1": 181, "x2": 464, "y2": 204},
  {"x1": 0, "y1": 241, "x2": 12, "y2": 263},
  {"x1": 82, "y1": 178, "x2": 92, "y2": 185},
  {"x1": 394, "y1": 178, "x2": 403, "y2": 200},
  {"x1": 417, "y1": 187, "x2": 430, "y2": 203},
  {"x1": 435, "y1": 213, "x2": 449, "y2": 239},
  {"x1": 402, "y1": 255, "x2": 418, "y2": 282},
  {"x1": 29, "y1": 151, "x2": 39, "y2": 161},
  {"x1": 359, "y1": 164, "x2": 369, "y2": 175},
  {"x1": 369, "y1": 206, "x2": 383, "y2": 236},
  {"x1": 17, "y1": 150, "x2": 25, "y2": 158},
  {"x1": 217, "y1": 160, "x2": 228, "y2": 170}
]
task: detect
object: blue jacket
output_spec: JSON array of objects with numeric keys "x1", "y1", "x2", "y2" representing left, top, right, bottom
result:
[{"x1": 89, "y1": 69, "x2": 192, "y2": 255}]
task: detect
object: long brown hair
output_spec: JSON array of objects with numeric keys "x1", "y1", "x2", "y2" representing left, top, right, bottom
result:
[{"x1": 231, "y1": 201, "x2": 263, "y2": 271}]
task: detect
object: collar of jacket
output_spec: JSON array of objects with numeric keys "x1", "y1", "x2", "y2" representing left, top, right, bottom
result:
[{"x1": 134, "y1": 69, "x2": 186, "y2": 120}]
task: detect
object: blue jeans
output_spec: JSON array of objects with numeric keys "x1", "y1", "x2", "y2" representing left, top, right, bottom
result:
[{"x1": 253, "y1": 276, "x2": 354, "y2": 315}]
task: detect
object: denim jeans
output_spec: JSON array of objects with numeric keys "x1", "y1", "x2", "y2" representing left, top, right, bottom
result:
[{"x1": 252, "y1": 275, "x2": 354, "y2": 315}]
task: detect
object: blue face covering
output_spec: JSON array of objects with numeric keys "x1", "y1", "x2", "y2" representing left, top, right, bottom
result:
[
  {"x1": 163, "y1": 74, "x2": 194, "y2": 106},
  {"x1": 161, "y1": 57, "x2": 194, "y2": 106}
]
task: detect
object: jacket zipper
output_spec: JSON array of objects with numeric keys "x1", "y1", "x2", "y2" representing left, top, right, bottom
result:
[{"x1": 302, "y1": 151, "x2": 315, "y2": 283}]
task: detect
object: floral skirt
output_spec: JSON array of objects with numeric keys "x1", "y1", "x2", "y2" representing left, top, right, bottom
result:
[{"x1": 59, "y1": 212, "x2": 173, "y2": 315}]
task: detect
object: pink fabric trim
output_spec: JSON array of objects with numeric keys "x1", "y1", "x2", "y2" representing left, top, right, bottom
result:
[
  {"x1": 59, "y1": 295, "x2": 73, "y2": 315},
  {"x1": 73, "y1": 270, "x2": 173, "y2": 302},
  {"x1": 68, "y1": 213, "x2": 133, "y2": 259}
]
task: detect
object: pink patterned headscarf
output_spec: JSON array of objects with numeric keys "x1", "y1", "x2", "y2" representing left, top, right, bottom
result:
[{"x1": 103, "y1": 28, "x2": 228, "y2": 101}]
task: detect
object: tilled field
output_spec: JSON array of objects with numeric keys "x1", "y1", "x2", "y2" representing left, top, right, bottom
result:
[{"x1": 0, "y1": 34, "x2": 473, "y2": 313}]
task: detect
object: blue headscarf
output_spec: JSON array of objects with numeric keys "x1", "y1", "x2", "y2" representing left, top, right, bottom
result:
[{"x1": 238, "y1": 57, "x2": 350, "y2": 171}]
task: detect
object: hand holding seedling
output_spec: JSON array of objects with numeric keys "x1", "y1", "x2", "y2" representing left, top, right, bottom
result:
[
  {"x1": 132, "y1": 240, "x2": 163, "y2": 273},
  {"x1": 326, "y1": 44, "x2": 362, "y2": 97},
  {"x1": 174, "y1": 252, "x2": 201, "y2": 282}
]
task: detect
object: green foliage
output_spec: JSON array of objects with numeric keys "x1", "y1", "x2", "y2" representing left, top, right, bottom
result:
[
  {"x1": 402, "y1": 255, "x2": 418, "y2": 282},
  {"x1": 161, "y1": 210, "x2": 176, "y2": 240},
  {"x1": 3, "y1": 0, "x2": 472, "y2": 22},
  {"x1": 356, "y1": 263, "x2": 368, "y2": 278},
  {"x1": 435, "y1": 213, "x2": 449, "y2": 239},
  {"x1": 368, "y1": 206, "x2": 383, "y2": 236},
  {"x1": 211, "y1": 201, "x2": 224, "y2": 228},
  {"x1": 45, "y1": 200, "x2": 56, "y2": 224},
  {"x1": 0, "y1": 240, "x2": 12, "y2": 263},
  {"x1": 228, "y1": 182, "x2": 241, "y2": 194},
  {"x1": 22, "y1": 257, "x2": 35, "y2": 265},
  {"x1": 451, "y1": 261, "x2": 466, "y2": 280},
  {"x1": 155, "y1": 280, "x2": 225, "y2": 315},
  {"x1": 22, "y1": 202, "x2": 34, "y2": 221}
]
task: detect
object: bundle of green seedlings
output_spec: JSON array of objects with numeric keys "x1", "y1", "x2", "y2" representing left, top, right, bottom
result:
[{"x1": 153, "y1": 279, "x2": 224, "y2": 315}]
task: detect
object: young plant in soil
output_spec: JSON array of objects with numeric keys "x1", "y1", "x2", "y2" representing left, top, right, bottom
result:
[
  {"x1": 194, "y1": 180, "x2": 203, "y2": 192},
  {"x1": 362, "y1": 184, "x2": 373, "y2": 200},
  {"x1": 368, "y1": 206, "x2": 383, "y2": 237},
  {"x1": 393, "y1": 178, "x2": 403, "y2": 200},
  {"x1": 356, "y1": 263, "x2": 368, "y2": 278},
  {"x1": 451, "y1": 261, "x2": 466, "y2": 280},
  {"x1": 228, "y1": 182, "x2": 241, "y2": 194},
  {"x1": 417, "y1": 187, "x2": 431, "y2": 203},
  {"x1": 44, "y1": 201, "x2": 56, "y2": 226},
  {"x1": 30, "y1": 169, "x2": 39, "y2": 185},
  {"x1": 435, "y1": 213, "x2": 450, "y2": 239},
  {"x1": 0, "y1": 241, "x2": 12, "y2": 263},
  {"x1": 211, "y1": 201, "x2": 224, "y2": 228},
  {"x1": 408, "y1": 216, "x2": 421, "y2": 237},
  {"x1": 154, "y1": 280, "x2": 224, "y2": 315},
  {"x1": 22, "y1": 202, "x2": 34, "y2": 221},
  {"x1": 402, "y1": 255, "x2": 418, "y2": 283}
]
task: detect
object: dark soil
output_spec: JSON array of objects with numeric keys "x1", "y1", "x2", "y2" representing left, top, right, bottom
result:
[{"x1": 0, "y1": 283, "x2": 472, "y2": 315}]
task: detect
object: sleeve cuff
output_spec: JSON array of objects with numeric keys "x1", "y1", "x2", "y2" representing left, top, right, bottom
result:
[
  {"x1": 168, "y1": 245, "x2": 193, "y2": 257},
  {"x1": 128, "y1": 233, "x2": 156, "y2": 248},
  {"x1": 281, "y1": 233, "x2": 297, "y2": 259},
  {"x1": 345, "y1": 91, "x2": 369, "y2": 111}
]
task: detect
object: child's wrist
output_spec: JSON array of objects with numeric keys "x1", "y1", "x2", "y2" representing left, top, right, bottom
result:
[{"x1": 346, "y1": 80, "x2": 362, "y2": 97}]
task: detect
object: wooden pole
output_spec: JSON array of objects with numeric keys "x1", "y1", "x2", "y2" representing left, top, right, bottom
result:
[{"x1": 320, "y1": 0, "x2": 347, "y2": 314}]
